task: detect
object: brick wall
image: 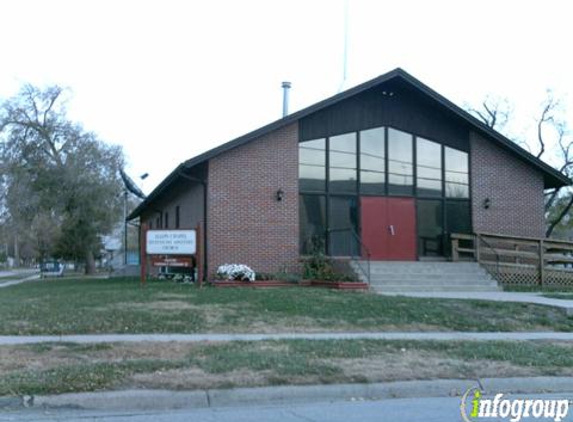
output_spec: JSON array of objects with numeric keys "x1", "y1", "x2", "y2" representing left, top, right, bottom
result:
[
  {"x1": 470, "y1": 132, "x2": 545, "y2": 237},
  {"x1": 207, "y1": 122, "x2": 299, "y2": 275}
]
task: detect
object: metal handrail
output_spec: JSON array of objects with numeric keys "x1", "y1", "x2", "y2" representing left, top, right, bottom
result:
[{"x1": 327, "y1": 227, "x2": 371, "y2": 284}]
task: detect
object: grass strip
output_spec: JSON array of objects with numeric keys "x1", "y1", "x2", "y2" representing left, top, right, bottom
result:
[
  {"x1": 2, "y1": 340, "x2": 573, "y2": 395},
  {"x1": 0, "y1": 278, "x2": 572, "y2": 335}
]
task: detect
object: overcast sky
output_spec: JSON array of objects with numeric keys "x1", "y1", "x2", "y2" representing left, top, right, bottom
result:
[{"x1": 0, "y1": 0, "x2": 571, "y2": 193}]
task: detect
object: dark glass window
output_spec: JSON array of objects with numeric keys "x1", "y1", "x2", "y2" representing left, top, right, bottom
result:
[
  {"x1": 388, "y1": 128, "x2": 413, "y2": 195},
  {"x1": 156, "y1": 216, "x2": 161, "y2": 229},
  {"x1": 446, "y1": 200, "x2": 471, "y2": 234},
  {"x1": 299, "y1": 194, "x2": 326, "y2": 254},
  {"x1": 445, "y1": 200, "x2": 471, "y2": 255},
  {"x1": 175, "y1": 206, "x2": 180, "y2": 229},
  {"x1": 164, "y1": 212, "x2": 169, "y2": 229},
  {"x1": 445, "y1": 147, "x2": 469, "y2": 198},
  {"x1": 328, "y1": 196, "x2": 359, "y2": 256},
  {"x1": 417, "y1": 199, "x2": 443, "y2": 256},
  {"x1": 329, "y1": 133, "x2": 357, "y2": 193},
  {"x1": 149, "y1": 221, "x2": 152, "y2": 229},
  {"x1": 416, "y1": 137, "x2": 442, "y2": 197},
  {"x1": 360, "y1": 127, "x2": 385, "y2": 194},
  {"x1": 299, "y1": 138, "x2": 326, "y2": 191}
]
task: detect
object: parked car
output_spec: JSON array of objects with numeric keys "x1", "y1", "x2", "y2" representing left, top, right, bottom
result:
[{"x1": 40, "y1": 261, "x2": 64, "y2": 278}]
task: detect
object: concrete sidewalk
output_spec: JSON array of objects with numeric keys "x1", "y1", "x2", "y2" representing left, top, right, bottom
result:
[
  {"x1": 3, "y1": 377, "x2": 573, "y2": 411},
  {"x1": 0, "y1": 273, "x2": 40, "y2": 288},
  {"x1": 379, "y1": 291, "x2": 573, "y2": 314},
  {"x1": 3, "y1": 331, "x2": 573, "y2": 345}
]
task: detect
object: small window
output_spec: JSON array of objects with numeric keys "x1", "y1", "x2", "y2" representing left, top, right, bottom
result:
[
  {"x1": 416, "y1": 137, "x2": 442, "y2": 197},
  {"x1": 156, "y1": 216, "x2": 161, "y2": 229},
  {"x1": 445, "y1": 147, "x2": 469, "y2": 198},
  {"x1": 360, "y1": 127, "x2": 385, "y2": 195},
  {"x1": 299, "y1": 138, "x2": 326, "y2": 191},
  {"x1": 149, "y1": 220, "x2": 153, "y2": 229},
  {"x1": 175, "y1": 206, "x2": 180, "y2": 229},
  {"x1": 328, "y1": 196, "x2": 359, "y2": 256},
  {"x1": 299, "y1": 194, "x2": 326, "y2": 254},
  {"x1": 329, "y1": 132, "x2": 357, "y2": 193},
  {"x1": 388, "y1": 128, "x2": 413, "y2": 195},
  {"x1": 417, "y1": 199, "x2": 443, "y2": 257},
  {"x1": 164, "y1": 212, "x2": 169, "y2": 229}
]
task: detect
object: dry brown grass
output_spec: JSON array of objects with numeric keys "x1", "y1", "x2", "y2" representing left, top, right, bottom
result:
[{"x1": 3, "y1": 340, "x2": 573, "y2": 393}]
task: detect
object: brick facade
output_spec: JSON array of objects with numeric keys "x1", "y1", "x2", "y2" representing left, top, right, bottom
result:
[
  {"x1": 207, "y1": 123, "x2": 299, "y2": 275},
  {"x1": 470, "y1": 132, "x2": 545, "y2": 237}
]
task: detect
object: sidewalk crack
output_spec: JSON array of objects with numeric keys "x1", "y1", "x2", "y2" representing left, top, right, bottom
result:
[{"x1": 287, "y1": 409, "x2": 318, "y2": 422}]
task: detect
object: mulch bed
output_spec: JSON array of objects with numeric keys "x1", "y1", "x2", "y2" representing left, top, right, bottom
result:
[{"x1": 210, "y1": 280, "x2": 369, "y2": 290}]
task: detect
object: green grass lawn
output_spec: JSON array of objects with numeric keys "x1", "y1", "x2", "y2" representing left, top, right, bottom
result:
[
  {"x1": 1, "y1": 277, "x2": 573, "y2": 335},
  {"x1": 2, "y1": 339, "x2": 573, "y2": 395}
]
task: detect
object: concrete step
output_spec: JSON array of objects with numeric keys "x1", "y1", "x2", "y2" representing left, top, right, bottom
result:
[
  {"x1": 371, "y1": 285, "x2": 502, "y2": 293},
  {"x1": 369, "y1": 280, "x2": 498, "y2": 287},
  {"x1": 370, "y1": 274, "x2": 492, "y2": 282},
  {"x1": 351, "y1": 261, "x2": 500, "y2": 292},
  {"x1": 368, "y1": 280, "x2": 496, "y2": 287},
  {"x1": 359, "y1": 266, "x2": 488, "y2": 274}
]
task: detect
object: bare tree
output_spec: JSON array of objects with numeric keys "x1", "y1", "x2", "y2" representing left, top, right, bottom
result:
[
  {"x1": 469, "y1": 92, "x2": 572, "y2": 238},
  {"x1": 468, "y1": 96, "x2": 512, "y2": 132}
]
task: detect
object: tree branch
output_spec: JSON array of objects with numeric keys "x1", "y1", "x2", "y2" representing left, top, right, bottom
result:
[{"x1": 546, "y1": 194, "x2": 573, "y2": 237}]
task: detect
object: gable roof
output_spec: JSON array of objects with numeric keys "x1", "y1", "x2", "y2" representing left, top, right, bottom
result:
[{"x1": 129, "y1": 68, "x2": 570, "y2": 219}]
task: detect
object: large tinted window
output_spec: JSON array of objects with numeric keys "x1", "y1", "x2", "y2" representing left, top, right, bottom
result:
[
  {"x1": 416, "y1": 138, "x2": 442, "y2": 197},
  {"x1": 445, "y1": 200, "x2": 471, "y2": 255},
  {"x1": 417, "y1": 199, "x2": 443, "y2": 256},
  {"x1": 328, "y1": 196, "x2": 359, "y2": 256},
  {"x1": 446, "y1": 200, "x2": 471, "y2": 234},
  {"x1": 360, "y1": 127, "x2": 385, "y2": 195},
  {"x1": 388, "y1": 128, "x2": 413, "y2": 195},
  {"x1": 445, "y1": 147, "x2": 469, "y2": 198},
  {"x1": 299, "y1": 194, "x2": 326, "y2": 254},
  {"x1": 329, "y1": 133, "x2": 357, "y2": 193},
  {"x1": 299, "y1": 138, "x2": 326, "y2": 191}
]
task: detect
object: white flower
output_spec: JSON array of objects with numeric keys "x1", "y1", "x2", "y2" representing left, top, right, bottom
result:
[{"x1": 216, "y1": 264, "x2": 256, "y2": 282}]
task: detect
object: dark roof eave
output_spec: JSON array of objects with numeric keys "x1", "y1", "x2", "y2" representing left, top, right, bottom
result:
[{"x1": 127, "y1": 163, "x2": 186, "y2": 220}]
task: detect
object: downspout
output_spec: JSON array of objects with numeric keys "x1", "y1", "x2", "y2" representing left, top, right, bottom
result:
[{"x1": 177, "y1": 170, "x2": 208, "y2": 281}]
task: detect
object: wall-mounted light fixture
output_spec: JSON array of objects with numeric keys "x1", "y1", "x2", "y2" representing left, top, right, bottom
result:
[
  {"x1": 276, "y1": 189, "x2": 284, "y2": 202},
  {"x1": 483, "y1": 198, "x2": 491, "y2": 209}
]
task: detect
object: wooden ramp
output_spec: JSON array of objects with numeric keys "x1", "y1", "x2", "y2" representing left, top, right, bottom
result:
[{"x1": 451, "y1": 232, "x2": 573, "y2": 289}]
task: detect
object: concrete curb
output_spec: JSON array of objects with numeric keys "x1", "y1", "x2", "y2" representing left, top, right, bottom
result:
[
  {"x1": 3, "y1": 377, "x2": 573, "y2": 411},
  {"x1": 33, "y1": 390, "x2": 209, "y2": 411},
  {"x1": 481, "y1": 377, "x2": 573, "y2": 395}
]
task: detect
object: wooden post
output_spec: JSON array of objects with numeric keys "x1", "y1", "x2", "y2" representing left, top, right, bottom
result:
[
  {"x1": 140, "y1": 223, "x2": 148, "y2": 287},
  {"x1": 196, "y1": 223, "x2": 203, "y2": 288},
  {"x1": 539, "y1": 239, "x2": 545, "y2": 287},
  {"x1": 475, "y1": 234, "x2": 481, "y2": 262},
  {"x1": 515, "y1": 244, "x2": 520, "y2": 264},
  {"x1": 452, "y1": 237, "x2": 459, "y2": 261}
]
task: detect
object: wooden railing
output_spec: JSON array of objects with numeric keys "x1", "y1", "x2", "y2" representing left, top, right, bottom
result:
[{"x1": 451, "y1": 232, "x2": 573, "y2": 288}]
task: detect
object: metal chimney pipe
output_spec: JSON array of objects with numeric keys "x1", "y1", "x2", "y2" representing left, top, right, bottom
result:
[{"x1": 281, "y1": 81, "x2": 291, "y2": 117}]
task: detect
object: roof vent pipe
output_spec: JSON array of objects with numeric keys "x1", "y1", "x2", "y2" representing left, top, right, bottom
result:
[{"x1": 281, "y1": 81, "x2": 291, "y2": 117}]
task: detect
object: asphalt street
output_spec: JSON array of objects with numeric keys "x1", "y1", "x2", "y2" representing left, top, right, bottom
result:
[{"x1": 3, "y1": 394, "x2": 573, "y2": 422}]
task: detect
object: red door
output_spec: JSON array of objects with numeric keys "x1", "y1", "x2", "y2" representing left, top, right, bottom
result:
[{"x1": 361, "y1": 197, "x2": 416, "y2": 260}]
